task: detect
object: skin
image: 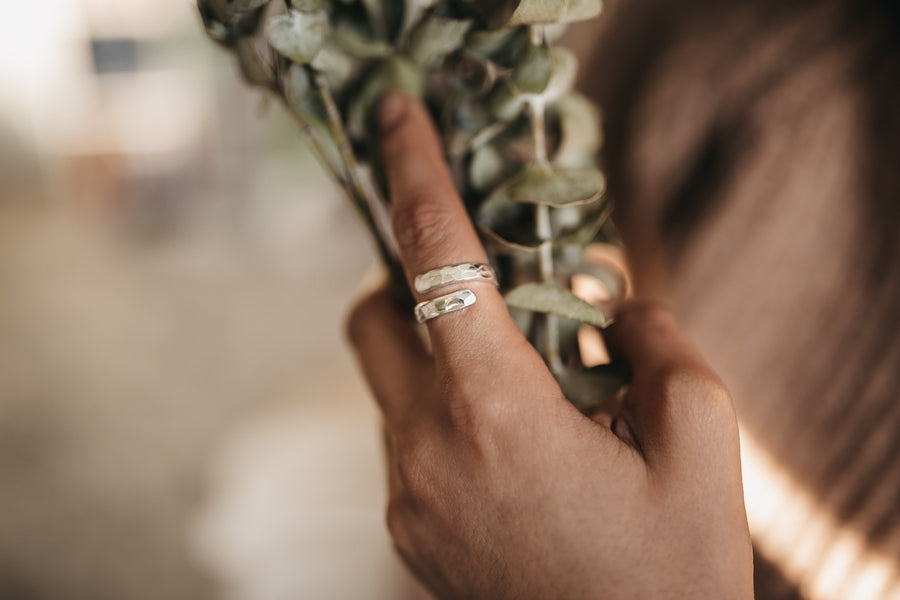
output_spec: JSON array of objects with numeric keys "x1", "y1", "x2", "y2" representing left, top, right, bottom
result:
[{"x1": 346, "y1": 91, "x2": 754, "y2": 599}]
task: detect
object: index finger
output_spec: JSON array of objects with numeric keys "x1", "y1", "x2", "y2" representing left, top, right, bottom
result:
[{"x1": 378, "y1": 92, "x2": 526, "y2": 373}]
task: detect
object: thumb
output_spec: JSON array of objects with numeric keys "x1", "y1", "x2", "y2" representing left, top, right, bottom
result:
[{"x1": 603, "y1": 301, "x2": 740, "y2": 474}]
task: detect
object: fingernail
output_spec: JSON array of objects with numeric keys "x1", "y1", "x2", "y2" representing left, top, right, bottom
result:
[{"x1": 379, "y1": 92, "x2": 408, "y2": 132}]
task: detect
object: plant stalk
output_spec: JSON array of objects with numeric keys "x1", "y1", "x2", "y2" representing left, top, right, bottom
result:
[
  {"x1": 310, "y1": 70, "x2": 408, "y2": 303},
  {"x1": 528, "y1": 85, "x2": 563, "y2": 373}
]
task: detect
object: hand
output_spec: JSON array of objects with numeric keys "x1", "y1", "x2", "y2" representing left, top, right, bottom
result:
[{"x1": 346, "y1": 92, "x2": 753, "y2": 599}]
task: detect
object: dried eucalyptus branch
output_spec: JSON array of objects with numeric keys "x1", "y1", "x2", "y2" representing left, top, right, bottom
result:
[{"x1": 197, "y1": 0, "x2": 629, "y2": 412}]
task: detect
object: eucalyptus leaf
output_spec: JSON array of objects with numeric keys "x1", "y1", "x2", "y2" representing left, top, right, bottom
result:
[
  {"x1": 554, "y1": 364, "x2": 628, "y2": 411},
  {"x1": 360, "y1": 0, "x2": 387, "y2": 38},
  {"x1": 511, "y1": 43, "x2": 552, "y2": 95},
  {"x1": 465, "y1": 0, "x2": 602, "y2": 27},
  {"x1": 234, "y1": 37, "x2": 275, "y2": 85},
  {"x1": 224, "y1": 0, "x2": 272, "y2": 14},
  {"x1": 284, "y1": 63, "x2": 311, "y2": 106},
  {"x1": 332, "y1": 23, "x2": 394, "y2": 58},
  {"x1": 399, "y1": 0, "x2": 441, "y2": 43},
  {"x1": 554, "y1": 199, "x2": 612, "y2": 246},
  {"x1": 542, "y1": 47, "x2": 578, "y2": 102},
  {"x1": 551, "y1": 93, "x2": 601, "y2": 167},
  {"x1": 408, "y1": 15, "x2": 473, "y2": 67},
  {"x1": 487, "y1": 165, "x2": 605, "y2": 207},
  {"x1": 465, "y1": 27, "x2": 528, "y2": 66},
  {"x1": 477, "y1": 192, "x2": 543, "y2": 248},
  {"x1": 451, "y1": 53, "x2": 501, "y2": 93},
  {"x1": 311, "y1": 46, "x2": 360, "y2": 91},
  {"x1": 293, "y1": 0, "x2": 326, "y2": 11},
  {"x1": 266, "y1": 9, "x2": 328, "y2": 64},
  {"x1": 198, "y1": 1, "x2": 231, "y2": 40},
  {"x1": 507, "y1": 0, "x2": 603, "y2": 25},
  {"x1": 347, "y1": 56, "x2": 426, "y2": 140},
  {"x1": 479, "y1": 226, "x2": 542, "y2": 255},
  {"x1": 488, "y1": 80, "x2": 528, "y2": 122},
  {"x1": 469, "y1": 144, "x2": 508, "y2": 191},
  {"x1": 505, "y1": 282, "x2": 612, "y2": 327}
]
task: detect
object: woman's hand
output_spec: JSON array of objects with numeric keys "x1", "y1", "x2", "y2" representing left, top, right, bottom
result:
[{"x1": 346, "y1": 91, "x2": 753, "y2": 599}]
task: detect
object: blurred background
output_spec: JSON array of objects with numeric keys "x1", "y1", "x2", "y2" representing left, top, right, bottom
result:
[{"x1": 0, "y1": 1, "x2": 426, "y2": 598}]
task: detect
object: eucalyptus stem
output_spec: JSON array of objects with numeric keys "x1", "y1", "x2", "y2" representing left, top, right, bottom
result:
[
  {"x1": 281, "y1": 100, "x2": 349, "y2": 191},
  {"x1": 528, "y1": 88, "x2": 563, "y2": 373},
  {"x1": 528, "y1": 97, "x2": 550, "y2": 167},
  {"x1": 311, "y1": 69, "x2": 401, "y2": 277}
]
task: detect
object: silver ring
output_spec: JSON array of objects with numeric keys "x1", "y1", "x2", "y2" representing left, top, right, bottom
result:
[
  {"x1": 414, "y1": 289, "x2": 477, "y2": 323},
  {"x1": 414, "y1": 263, "x2": 498, "y2": 295}
]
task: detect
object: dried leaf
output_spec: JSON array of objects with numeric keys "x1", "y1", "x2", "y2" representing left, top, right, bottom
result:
[
  {"x1": 505, "y1": 282, "x2": 612, "y2": 327},
  {"x1": 311, "y1": 46, "x2": 361, "y2": 91},
  {"x1": 487, "y1": 165, "x2": 605, "y2": 207},
  {"x1": 508, "y1": 0, "x2": 603, "y2": 25},
  {"x1": 266, "y1": 9, "x2": 328, "y2": 64},
  {"x1": 511, "y1": 44, "x2": 552, "y2": 94},
  {"x1": 284, "y1": 63, "x2": 311, "y2": 106},
  {"x1": 465, "y1": 0, "x2": 602, "y2": 27},
  {"x1": 347, "y1": 56, "x2": 426, "y2": 140},
  {"x1": 399, "y1": 0, "x2": 441, "y2": 42},
  {"x1": 554, "y1": 364, "x2": 628, "y2": 411},
  {"x1": 551, "y1": 93, "x2": 601, "y2": 167},
  {"x1": 469, "y1": 144, "x2": 510, "y2": 191},
  {"x1": 465, "y1": 27, "x2": 528, "y2": 67},
  {"x1": 235, "y1": 37, "x2": 275, "y2": 85},
  {"x1": 488, "y1": 80, "x2": 528, "y2": 122},
  {"x1": 554, "y1": 199, "x2": 612, "y2": 245},
  {"x1": 227, "y1": 0, "x2": 273, "y2": 13},
  {"x1": 293, "y1": 0, "x2": 326, "y2": 11},
  {"x1": 542, "y1": 47, "x2": 578, "y2": 102},
  {"x1": 408, "y1": 15, "x2": 473, "y2": 67},
  {"x1": 479, "y1": 226, "x2": 542, "y2": 255},
  {"x1": 477, "y1": 192, "x2": 542, "y2": 248},
  {"x1": 332, "y1": 23, "x2": 394, "y2": 58},
  {"x1": 205, "y1": 0, "x2": 270, "y2": 22}
]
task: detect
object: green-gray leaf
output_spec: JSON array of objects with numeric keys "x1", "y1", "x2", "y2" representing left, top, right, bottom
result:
[
  {"x1": 347, "y1": 56, "x2": 426, "y2": 140},
  {"x1": 551, "y1": 93, "x2": 602, "y2": 167},
  {"x1": 332, "y1": 23, "x2": 394, "y2": 58},
  {"x1": 511, "y1": 44, "x2": 552, "y2": 94},
  {"x1": 265, "y1": 9, "x2": 328, "y2": 64},
  {"x1": 465, "y1": 0, "x2": 602, "y2": 27},
  {"x1": 554, "y1": 364, "x2": 628, "y2": 411},
  {"x1": 542, "y1": 47, "x2": 578, "y2": 102},
  {"x1": 293, "y1": 0, "x2": 325, "y2": 11},
  {"x1": 408, "y1": 15, "x2": 473, "y2": 67},
  {"x1": 234, "y1": 38, "x2": 275, "y2": 86},
  {"x1": 488, "y1": 80, "x2": 528, "y2": 122},
  {"x1": 507, "y1": 0, "x2": 603, "y2": 25},
  {"x1": 469, "y1": 144, "x2": 511, "y2": 191},
  {"x1": 225, "y1": 0, "x2": 272, "y2": 13},
  {"x1": 505, "y1": 282, "x2": 612, "y2": 327},
  {"x1": 487, "y1": 165, "x2": 605, "y2": 207},
  {"x1": 284, "y1": 63, "x2": 311, "y2": 106}
]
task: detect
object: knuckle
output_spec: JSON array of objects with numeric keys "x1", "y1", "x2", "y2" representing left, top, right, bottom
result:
[
  {"x1": 617, "y1": 301, "x2": 673, "y2": 327},
  {"x1": 391, "y1": 196, "x2": 454, "y2": 259},
  {"x1": 395, "y1": 438, "x2": 437, "y2": 502},
  {"x1": 445, "y1": 388, "x2": 510, "y2": 451},
  {"x1": 657, "y1": 363, "x2": 736, "y2": 430}
]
